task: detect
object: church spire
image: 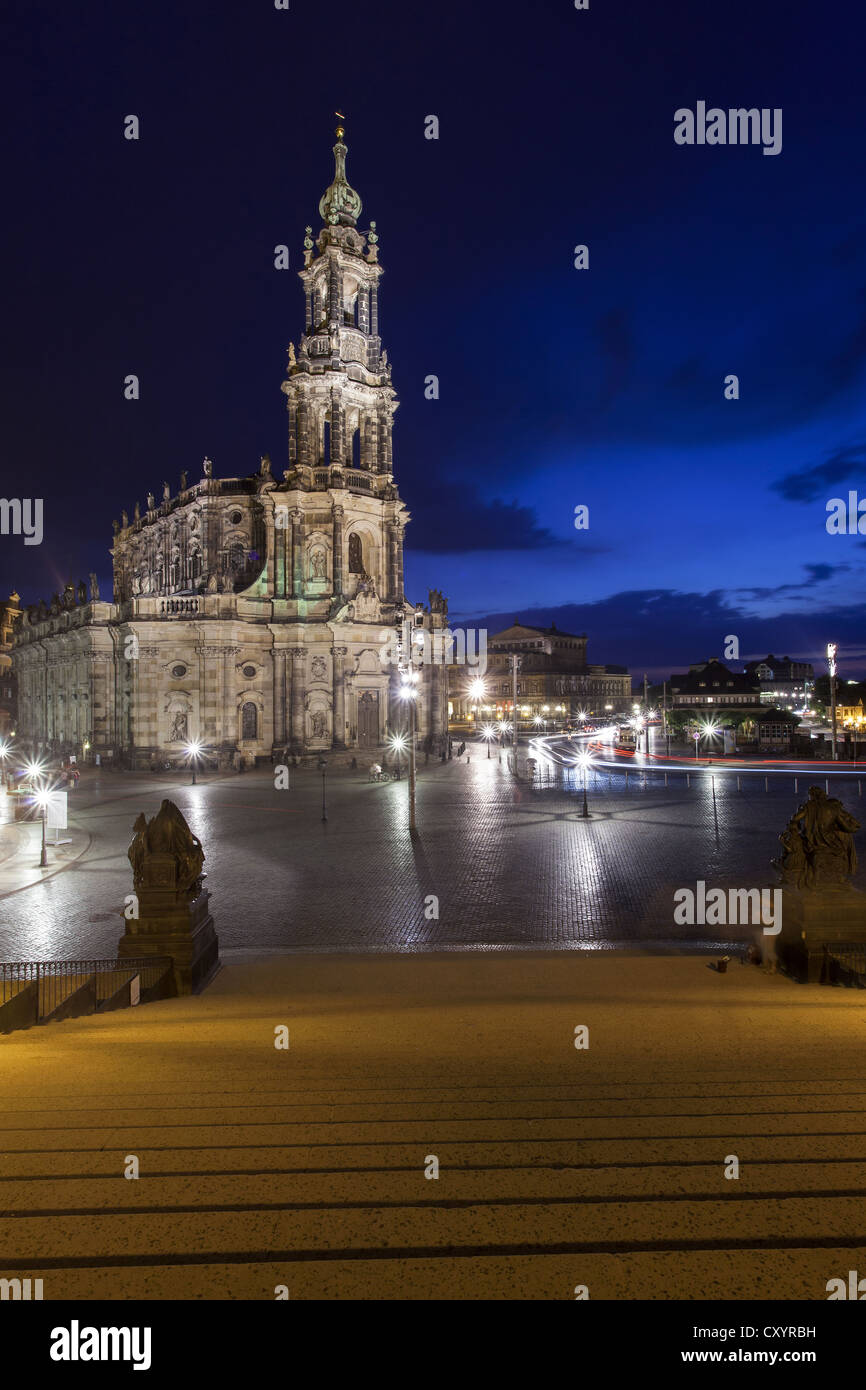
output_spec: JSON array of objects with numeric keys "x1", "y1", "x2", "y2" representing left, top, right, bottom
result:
[{"x1": 318, "y1": 115, "x2": 362, "y2": 228}]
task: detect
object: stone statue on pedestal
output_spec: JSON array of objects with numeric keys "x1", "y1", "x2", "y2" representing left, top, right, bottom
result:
[
  {"x1": 119, "y1": 799, "x2": 219, "y2": 994},
  {"x1": 128, "y1": 800, "x2": 204, "y2": 895},
  {"x1": 774, "y1": 786, "x2": 859, "y2": 890},
  {"x1": 773, "y1": 787, "x2": 864, "y2": 983}
]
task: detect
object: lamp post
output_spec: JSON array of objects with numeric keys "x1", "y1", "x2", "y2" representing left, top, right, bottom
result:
[
  {"x1": 398, "y1": 673, "x2": 419, "y2": 837},
  {"x1": 318, "y1": 756, "x2": 327, "y2": 822},
  {"x1": 186, "y1": 739, "x2": 202, "y2": 785},
  {"x1": 827, "y1": 643, "x2": 838, "y2": 761},
  {"x1": 575, "y1": 748, "x2": 593, "y2": 818},
  {"x1": 509, "y1": 653, "x2": 520, "y2": 759},
  {"x1": 482, "y1": 723, "x2": 495, "y2": 758},
  {"x1": 34, "y1": 785, "x2": 50, "y2": 866}
]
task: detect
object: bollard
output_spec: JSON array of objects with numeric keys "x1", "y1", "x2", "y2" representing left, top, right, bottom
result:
[
  {"x1": 736, "y1": 776, "x2": 741, "y2": 792},
  {"x1": 687, "y1": 773, "x2": 690, "y2": 788},
  {"x1": 625, "y1": 771, "x2": 629, "y2": 788},
  {"x1": 826, "y1": 778, "x2": 830, "y2": 795},
  {"x1": 794, "y1": 778, "x2": 798, "y2": 794},
  {"x1": 664, "y1": 772, "x2": 668, "y2": 787},
  {"x1": 860, "y1": 781, "x2": 862, "y2": 797},
  {"x1": 765, "y1": 777, "x2": 768, "y2": 793}
]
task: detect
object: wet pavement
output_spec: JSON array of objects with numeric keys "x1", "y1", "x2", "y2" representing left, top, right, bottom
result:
[{"x1": 1, "y1": 757, "x2": 862, "y2": 960}]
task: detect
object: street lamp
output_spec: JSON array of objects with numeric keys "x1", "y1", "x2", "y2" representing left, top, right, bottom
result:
[
  {"x1": 318, "y1": 756, "x2": 327, "y2": 822},
  {"x1": 33, "y1": 784, "x2": 51, "y2": 867},
  {"x1": 388, "y1": 731, "x2": 407, "y2": 780},
  {"x1": 827, "y1": 642, "x2": 838, "y2": 761},
  {"x1": 698, "y1": 718, "x2": 721, "y2": 758},
  {"x1": 481, "y1": 723, "x2": 496, "y2": 757},
  {"x1": 574, "y1": 748, "x2": 593, "y2": 819},
  {"x1": 468, "y1": 678, "x2": 486, "y2": 728},
  {"x1": 398, "y1": 674, "x2": 419, "y2": 837},
  {"x1": 185, "y1": 739, "x2": 203, "y2": 785}
]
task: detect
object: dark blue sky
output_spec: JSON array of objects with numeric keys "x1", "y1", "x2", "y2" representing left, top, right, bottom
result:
[{"x1": 2, "y1": 0, "x2": 864, "y2": 679}]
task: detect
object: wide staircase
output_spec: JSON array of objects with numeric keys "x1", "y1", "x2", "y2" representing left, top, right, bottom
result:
[{"x1": 1, "y1": 954, "x2": 865, "y2": 1300}]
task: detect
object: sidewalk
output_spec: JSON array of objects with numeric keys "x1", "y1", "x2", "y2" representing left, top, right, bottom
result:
[
  {"x1": 2, "y1": 953, "x2": 865, "y2": 1299},
  {"x1": 0, "y1": 817, "x2": 90, "y2": 898}
]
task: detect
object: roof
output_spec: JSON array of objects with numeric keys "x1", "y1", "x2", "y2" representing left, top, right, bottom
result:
[{"x1": 669, "y1": 660, "x2": 759, "y2": 695}]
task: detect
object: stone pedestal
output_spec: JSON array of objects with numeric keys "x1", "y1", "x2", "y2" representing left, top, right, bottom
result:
[
  {"x1": 118, "y1": 849, "x2": 220, "y2": 995},
  {"x1": 778, "y1": 886, "x2": 866, "y2": 983}
]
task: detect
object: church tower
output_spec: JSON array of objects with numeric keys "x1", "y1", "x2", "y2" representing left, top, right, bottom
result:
[{"x1": 277, "y1": 120, "x2": 404, "y2": 607}]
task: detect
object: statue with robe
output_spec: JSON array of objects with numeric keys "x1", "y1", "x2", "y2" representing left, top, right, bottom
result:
[
  {"x1": 128, "y1": 799, "x2": 205, "y2": 896},
  {"x1": 774, "y1": 786, "x2": 860, "y2": 890}
]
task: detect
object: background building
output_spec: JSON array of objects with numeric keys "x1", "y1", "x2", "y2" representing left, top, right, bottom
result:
[
  {"x1": 668, "y1": 659, "x2": 799, "y2": 751},
  {"x1": 449, "y1": 621, "x2": 631, "y2": 727},
  {"x1": 744, "y1": 653, "x2": 814, "y2": 710},
  {"x1": 13, "y1": 128, "x2": 449, "y2": 767},
  {"x1": 0, "y1": 592, "x2": 21, "y2": 737}
]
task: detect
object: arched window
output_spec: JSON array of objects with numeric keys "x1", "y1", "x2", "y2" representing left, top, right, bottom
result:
[
  {"x1": 348, "y1": 533, "x2": 363, "y2": 574},
  {"x1": 191, "y1": 551, "x2": 202, "y2": 582},
  {"x1": 241, "y1": 702, "x2": 257, "y2": 740},
  {"x1": 229, "y1": 544, "x2": 244, "y2": 572}
]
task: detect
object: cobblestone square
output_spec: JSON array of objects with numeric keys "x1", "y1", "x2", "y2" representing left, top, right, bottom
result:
[{"x1": 2, "y1": 759, "x2": 862, "y2": 960}]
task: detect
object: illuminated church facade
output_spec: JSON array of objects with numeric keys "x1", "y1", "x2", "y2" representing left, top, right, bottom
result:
[{"x1": 13, "y1": 127, "x2": 450, "y2": 767}]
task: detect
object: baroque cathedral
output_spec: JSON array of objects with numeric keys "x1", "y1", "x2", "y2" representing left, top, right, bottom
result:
[{"x1": 14, "y1": 126, "x2": 450, "y2": 767}]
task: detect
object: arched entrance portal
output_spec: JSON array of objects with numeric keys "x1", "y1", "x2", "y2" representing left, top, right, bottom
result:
[{"x1": 357, "y1": 691, "x2": 378, "y2": 749}]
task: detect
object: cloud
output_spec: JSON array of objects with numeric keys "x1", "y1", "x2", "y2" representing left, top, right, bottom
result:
[
  {"x1": 454, "y1": 587, "x2": 866, "y2": 679},
  {"x1": 733, "y1": 561, "x2": 850, "y2": 602},
  {"x1": 772, "y1": 441, "x2": 866, "y2": 502},
  {"x1": 404, "y1": 483, "x2": 590, "y2": 554}
]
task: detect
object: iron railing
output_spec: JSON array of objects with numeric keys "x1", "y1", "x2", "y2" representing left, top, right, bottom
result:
[
  {"x1": 0, "y1": 956, "x2": 174, "y2": 1029},
  {"x1": 825, "y1": 946, "x2": 866, "y2": 988}
]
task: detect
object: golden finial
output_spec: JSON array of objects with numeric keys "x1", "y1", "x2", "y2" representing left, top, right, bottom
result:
[{"x1": 335, "y1": 110, "x2": 345, "y2": 139}]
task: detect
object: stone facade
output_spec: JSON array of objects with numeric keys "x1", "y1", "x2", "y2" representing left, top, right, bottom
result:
[
  {"x1": 449, "y1": 622, "x2": 632, "y2": 724},
  {"x1": 13, "y1": 128, "x2": 449, "y2": 767},
  {"x1": 0, "y1": 592, "x2": 21, "y2": 737}
]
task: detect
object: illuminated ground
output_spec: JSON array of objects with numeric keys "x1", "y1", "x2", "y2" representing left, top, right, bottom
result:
[
  {"x1": 1, "y1": 758, "x2": 864, "y2": 959},
  {"x1": 2, "y1": 953, "x2": 865, "y2": 1300}
]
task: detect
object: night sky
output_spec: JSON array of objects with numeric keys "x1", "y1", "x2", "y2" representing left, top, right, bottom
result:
[{"x1": 2, "y1": 0, "x2": 864, "y2": 679}]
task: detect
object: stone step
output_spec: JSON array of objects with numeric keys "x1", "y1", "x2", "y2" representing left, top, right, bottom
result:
[
  {"x1": 4, "y1": 1133, "x2": 865, "y2": 1177},
  {"x1": 5, "y1": 1092, "x2": 866, "y2": 1126},
  {"x1": 17, "y1": 1246, "x2": 856, "y2": 1300},
  {"x1": 3, "y1": 1160, "x2": 866, "y2": 1213},
  {"x1": 3, "y1": 1111, "x2": 866, "y2": 1152},
  {"x1": 3, "y1": 1194, "x2": 865, "y2": 1263}
]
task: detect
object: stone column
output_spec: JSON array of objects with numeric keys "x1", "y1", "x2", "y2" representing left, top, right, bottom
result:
[
  {"x1": 394, "y1": 523, "x2": 405, "y2": 600},
  {"x1": 371, "y1": 284, "x2": 378, "y2": 337},
  {"x1": 329, "y1": 387, "x2": 343, "y2": 465},
  {"x1": 380, "y1": 407, "x2": 393, "y2": 475},
  {"x1": 290, "y1": 646, "x2": 306, "y2": 751},
  {"x1": 274, "y1": 648, "x2": 287, "y2": 747},
  {"x1": 387, "y1": 523, "x2": 399, "y2": 602},
  {"x1": 367, "y1": 412, "x2": 379, "y2": 472},
  {"x1": 304, "y1": 287, "x2": 312, "y2": 332},
  {"x1": 287, "y1": 399, "x2": 297, "y2": 467},
  {"x1": 291, "y1": 509, "x2": 304, "y2": 599},
  {"x1": 358, "y1": 285, "x2": 369, "y2": 334},
  {"x1": 333, "y1": 646, "x2": 348, "y2": 749},
  {"x1": 328, "y1": 258, "x2": 342, "y2": 325},
  {"x1": 263, "y1": 502, "x2": 276, "y2": 597},
  {"x1": 297, "y1": 399, "x2": 311, "y2": 468},
  {"x1": 332, "y1": 504, "x2": 344, "y2": 597}
]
